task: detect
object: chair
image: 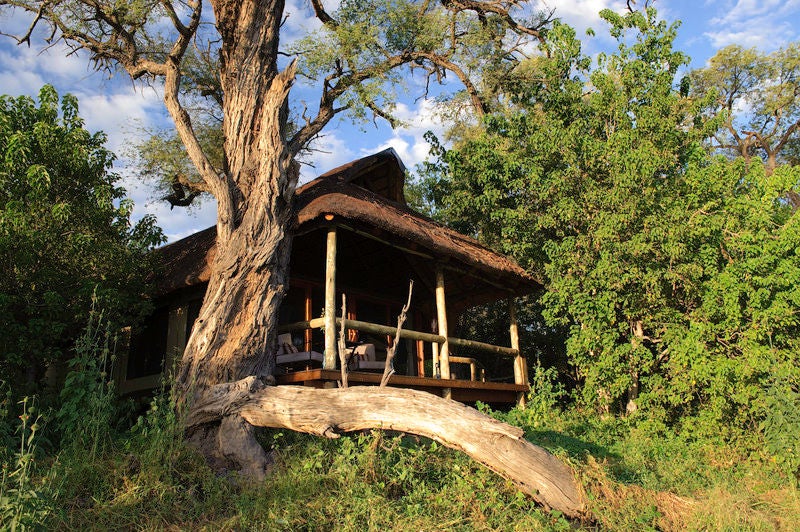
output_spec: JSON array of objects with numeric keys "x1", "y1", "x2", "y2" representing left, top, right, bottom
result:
[
  {"x1": 275, "y1": 333, "x2": 323, "y2": 371},
  {"x1": 347, "y1": 343, "x2": 385, "y2": 371}
]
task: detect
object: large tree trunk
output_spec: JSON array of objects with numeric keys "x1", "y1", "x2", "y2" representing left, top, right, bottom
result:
[
  {"x1": 175, "y1": 0, "x2": 299, "y2": 477},
  {"x1": 178, "y1": 0, "x2": 298, "y2": 391},
  {"x1": 188, "y1": 378, "x2": 586, "y2": 518},
  {"x1": 176, "y1": 215, "x2": 293, "y2": 387}
]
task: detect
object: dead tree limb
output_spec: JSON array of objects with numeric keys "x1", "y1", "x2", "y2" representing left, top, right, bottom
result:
[
  {"x1": 381, "y1": 280, "x2": 413, "y2": 387},
  {"x1": 188, "y1": 377, "x2": 585, "y2": 518}
]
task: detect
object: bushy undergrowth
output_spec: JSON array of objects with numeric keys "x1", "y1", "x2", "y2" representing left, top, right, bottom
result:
[
  {"x1": 2, "y1": 322, "x2": 798, "y2": 530},
  {"x1": 0, "y1": 395, "x2": 54, "y2": 530},
  {"x1": 2, "y1": 382, "x2": 797, "y2": 530}
]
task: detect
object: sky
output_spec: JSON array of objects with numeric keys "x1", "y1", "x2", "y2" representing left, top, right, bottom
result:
[{"x1": 1, "y1": 0, "x2": 799, "y2": 242}]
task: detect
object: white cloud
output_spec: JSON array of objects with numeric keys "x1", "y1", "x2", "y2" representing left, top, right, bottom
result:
[
  {"x1": 301, "y1": 129, "x2": 357, "y2": 181},
  {"x1": 544, "y1": 0, "x2": 618, "y2": 35},
  {"x1": 281, "y1": 0, "x2": 341, "y2": 48},
  {"x1": 359, "y1": 98, "x2": 445, "y2": 170},
  {"x1": 545, "y1": 0, "x2": 616, "y2": 27},
  {"x1": 70, "y1": 86, "x2": 164, "y2": 154},
  {"x1": 703, "y1": 0, "x2": 799, "y2": 50}
]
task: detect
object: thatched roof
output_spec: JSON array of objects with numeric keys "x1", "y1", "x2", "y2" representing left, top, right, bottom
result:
[{"x1": 153, "y1": 149, "x2": 539, "y2": 301}]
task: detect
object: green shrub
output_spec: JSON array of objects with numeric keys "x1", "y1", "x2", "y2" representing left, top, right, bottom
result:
[
  {"x1": 55, "y1": 305, "x2": 119, "y2": 457},
  {"x1": 760, "y1": 384, "x2": 800, "y2": 484},
  {"x1": 0, "y1": 397, "x2": 54, "y2": 530}
]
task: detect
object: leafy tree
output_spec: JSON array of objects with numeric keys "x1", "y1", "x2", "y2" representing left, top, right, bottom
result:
[
  {"x1": 691, "y1": 44, "x2": 800, "y2": 179},
  {"x1": 425, "y1": 9, "x2": 712, "y2": 412},
  {"x1": 657, "y1": 159, "x2": 800, "y2": 436},
  {"x1": 424, "y1": 8, "x2": 800, "y2": 438},
  {"x1": 0, "y1": 85, "x2": 164, "y2": 391},
  {"x1": 0, "y1": 0, "x2": 566, "y2": 481}
]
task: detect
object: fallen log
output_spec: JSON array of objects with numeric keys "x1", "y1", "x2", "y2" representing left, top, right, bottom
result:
[{"x1": 187, "y1": 377, "x2": 585, "y2": 517}]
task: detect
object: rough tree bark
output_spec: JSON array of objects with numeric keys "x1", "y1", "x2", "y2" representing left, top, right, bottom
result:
[
  {"x1": 171, "y1": 0, "x2": 303, "y2": 476},
  {"x1": 188, "y1": 377, "x2": 586, "y2": 518},
  {"x1": 177, "y1": 0, "x2": 298, "y2": 389}
]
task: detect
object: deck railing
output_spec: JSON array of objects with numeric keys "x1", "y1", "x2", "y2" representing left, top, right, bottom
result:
[{"x1": 277, "y1": 317, "x2": 521, "y2": 384}]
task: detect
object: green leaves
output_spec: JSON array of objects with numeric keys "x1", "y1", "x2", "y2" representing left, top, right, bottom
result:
[
  {"x1": 424, "y1": 8, "x2": 800, "y2": 439},
  {"x1": 0, "y1": 85, "x2": 164, "y2": 387}
]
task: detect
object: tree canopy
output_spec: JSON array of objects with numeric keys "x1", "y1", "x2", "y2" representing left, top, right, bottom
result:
[
  {"x1": 691, "y1": 44, "x2": 800, "y2": 178},
  {"x1": 422, "y1": 8, "x2": 800, "y2": 441},
  {"x1": 0, "y1": 85, "x2": 164, "y2": 389}
]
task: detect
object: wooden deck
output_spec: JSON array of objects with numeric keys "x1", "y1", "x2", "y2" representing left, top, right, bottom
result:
[{"x1": 276, "y1": 369, "x2": 529, "y2": 404}]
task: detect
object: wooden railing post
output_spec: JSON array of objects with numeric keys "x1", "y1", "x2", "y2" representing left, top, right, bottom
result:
[
  {"x1": 416, "y1": 339, "x2": 425, "y2": 377},
  {"x1": 324, "y1": 225, "x2": 337, "y2": 369},
  {"x1": 509, "y1": 299, "x2": 528, "y2": 408},
  {"x1": 436, "y1": 266, "x2": 451, "y2": 399}
]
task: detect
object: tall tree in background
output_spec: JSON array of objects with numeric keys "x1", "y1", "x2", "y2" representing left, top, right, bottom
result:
[
  {"x1": 0, "y1": 0, "x2": 568, "y2": 483},
  {"x1": 691, "y1": 45, "x2": 800, "y2": 191},
  {"x1": 0, "y1": 85, "x2": 163, "y2": 391}
]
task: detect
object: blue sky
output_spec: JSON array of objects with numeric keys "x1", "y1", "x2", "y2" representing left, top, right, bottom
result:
[{"x1": 1, "y1": 0, "x2": 799, "y2": 242}]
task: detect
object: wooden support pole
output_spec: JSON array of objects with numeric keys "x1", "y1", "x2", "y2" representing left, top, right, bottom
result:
[
  {"x1": 432, "y1": 332, "x2": 440, "y2": 377},
  {"x1": 324, "y1": 225, "x2": 337, "y2": 369},
  {"x1": 406, "y1": 338, "x2": 415, "y2": 377},
  {"x1": 436, "y1": 266, "x2": 451, "y2": 399},
  {"x1": 510, "y1": 299, "x2": 528, "y2": 408},
  {"x1": 416, "y1": 339, "x2": 425, "y2": 377}
]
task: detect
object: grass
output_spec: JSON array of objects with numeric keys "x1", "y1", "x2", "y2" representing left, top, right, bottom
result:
[
  {"x1": 40, "y1": 428, "x2": 574, "y2": 530},
  {"x1": 2, "y1": 379, "x2": 799, "y2": 530}
]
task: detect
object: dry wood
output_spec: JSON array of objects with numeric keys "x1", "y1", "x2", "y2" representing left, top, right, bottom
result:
[
  {"x1": 381, "y1": 281, "x2": 413, "y2": 387},
  {"x1": 188, "y1": 378, "x2": 585, "y2": 518}
]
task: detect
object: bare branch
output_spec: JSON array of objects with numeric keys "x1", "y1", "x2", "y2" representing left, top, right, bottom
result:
[
  {"x1": 160, "y1": 0, "x2": 192, "y2": 37},
  {"x1": 15, "y1": 0, "x2": 47, "y2": 46},
  {"x1": 442, "y1": 0, "x2": 554, "y2": 45},
  {"x1": 310, "y1": 0, "x2": 338, "y2": 27},
  {"x1": 411, "y1": 51, "x2": 486, "y2": 116},
  {"x1": 381, "y1": 280, "x2": 414, "y2": 388},
  {"x1": 775, "y1": 118, "x2": 800, "y2": 154},
  {"x1": 366, "y1": 100, "x2": 399, "y2": 128}
]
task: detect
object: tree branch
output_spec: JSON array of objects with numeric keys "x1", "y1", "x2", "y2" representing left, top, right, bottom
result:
[
  {"x1": 381, "y1": 281, "x2": 413, "y2": 387},
  {"x1": 442, "y1": 0, "x2": 553, "y2": 44},
  {"x1": 310, "y1": 0, "x2": 338, "y2": 27}
]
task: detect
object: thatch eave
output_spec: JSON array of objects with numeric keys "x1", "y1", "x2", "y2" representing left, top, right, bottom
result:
[{"x1": 151, "y1": 150, "x2": 540, "y2": 300}]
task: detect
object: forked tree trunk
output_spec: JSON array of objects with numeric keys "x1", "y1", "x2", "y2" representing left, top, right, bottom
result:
[
  {"x1": 177, "y1": 0, "x2": 298, "y2": 391},
  {"x1": 175, "y1": 0, "x2": 300, "y2": 477}
]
